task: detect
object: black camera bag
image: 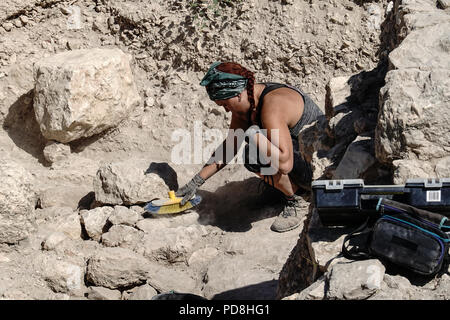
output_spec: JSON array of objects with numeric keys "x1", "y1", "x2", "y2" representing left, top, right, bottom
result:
[{"x1": 342, "y1": 199, "x2": 450, "y2": 276}]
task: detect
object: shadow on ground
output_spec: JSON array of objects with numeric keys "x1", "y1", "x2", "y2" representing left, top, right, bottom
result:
[
  {"x1": 2, "y1": 89, "x2": 47, "y2": 164},
  {"x1": 195, "y1": 177, "x2": 285, "y2": 232},
  {"x1": 151, "y1": 280, "x2": 279, "y2": 300},
  {"x1": 211, "y1": 280, "x2": 279, "y2": 300}
]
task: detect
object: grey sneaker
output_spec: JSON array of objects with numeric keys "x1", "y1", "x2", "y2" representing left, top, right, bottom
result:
[{"x1": 270, "y1": 194, "x2": 303, "y2": 232}]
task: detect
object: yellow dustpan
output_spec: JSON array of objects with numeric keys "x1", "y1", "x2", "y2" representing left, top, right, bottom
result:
[{"x1": 144, "y1": 191, "x2": 202, "y2": 215}]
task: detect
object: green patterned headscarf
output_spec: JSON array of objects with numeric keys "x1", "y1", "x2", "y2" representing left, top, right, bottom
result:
[{"x1": 200, "y1": 62, "x2": 248, "y2": 101}]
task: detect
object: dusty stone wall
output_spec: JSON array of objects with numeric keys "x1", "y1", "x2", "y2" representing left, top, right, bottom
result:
[
  {"x1": 375, "y1": 0, "x2": 450, "y2": 183},
  {"x1": 277, "y1": 0, "x2": 450, "y2": 300}
]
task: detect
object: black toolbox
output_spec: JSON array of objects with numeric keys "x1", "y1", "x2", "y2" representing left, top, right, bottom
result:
[
  {"x1": 311, "y1": 179, "x2": 365, "y2": 226},
  {"x1": 312, "y1": 178, "x2": 450, "y2": 226},
  {"x1": 405, "y1": 178, "x2": 450, "y2": 211}
]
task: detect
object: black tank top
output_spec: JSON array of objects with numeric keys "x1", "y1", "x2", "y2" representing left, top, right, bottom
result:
[{"x1": 254, "y1": 82, "x2": 323, "y2": 138}]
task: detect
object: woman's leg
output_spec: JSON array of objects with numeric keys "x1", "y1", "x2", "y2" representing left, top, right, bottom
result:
[
  {"x1": 254, "y1": 172, "x2": 299, "y2": 197},
  {"x1": 243, "y1": 143, "x2": 306, "y2": 232},
  {"x1": 242, "y1": 142, "x2": 303, "y2": 197}
]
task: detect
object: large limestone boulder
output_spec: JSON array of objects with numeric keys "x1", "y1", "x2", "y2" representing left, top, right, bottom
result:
[
  {"x1": 37, "y1": 254, "x2": 86, "y2": 296},
  {"x1": 0, "y1": 159, "x2": 36, "y2": 244},
  {"x1": 93, "y1": 160, "x2": 177, "y2": 205},
  {"x1": 375, "y1": 1, "x2": 450, "y2": 183},
  {"x1": 388, "y1": 23, "x2": 450, "y2": 71},
  {"x1": 325, "y1": 258, "x2": 385, "y2": 300},
  {"x1": 85, "y1": 247, "x2": 149, "y2": 290},
  {"x1": 376, "y1": 69, "x2": 450, "y2": 183},
  {"x1": 33, "y1": 48, "x2": 140, "y2": 143}
]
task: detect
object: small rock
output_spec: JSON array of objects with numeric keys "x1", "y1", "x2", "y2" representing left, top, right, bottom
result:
[
  {"x1": 306, "y1": 280, "x2": 326, "y2": 300},
  {"x1": 126, "y1": 284, "x2": 158, "y2": 300},
  {"x1": 326, "y1": 259, "x2": 385, "y2": 300},
  {"x1": 2, "y1": 22, "x2": 13, "y2": 32},
  {"x1": 87, "y1": 286, "x2": 122, "y2": 300},
  {"x1": 107, "y1": 16, "x2": 115, "y2": 27},
  {"x1": 0, "y1": 253, "x2": 10, "y2": 263},
  {"x1": 435, "y1": 156, "x2": 450, "y2": 177},
  {"x1": 101, "y1": 225, "x2": 143, "y2": 249},
  {"x1": 92, "y1": 16, "x2": 108, "y2": 33},
  {"x1": 386, "y1": 1, "x2": 394, "y2": 14},
  {"x1": 294, "y1": 276, "x2": 327, "y2": 300},
  {"x1": 80, "y1": 207, "x2": 114, "y2": 241},
  {"x1": 42, "y1": 231, "x2": 68, "y2": 250},
  {"x1": 43, "y1": 141, "x2": 71, "y2": 165},
  {"x1": 60, "y1": 7, "x2": 71, "y2": 15},
  {"x1": 66, "y1": 5, "x2": 83, "y2": 30},
  {"x1": 66, "y1": 39, "x2": 82, "y2": 50},
  {"x1": 366, "y1": 4, "x2": 382, "y2": 31},
  {"x1": 108, "y1": 206, "x2": 139, "y2": 226},
  {"x1": 19, "y1": 16, "x2": 29, "y2": 25},
  {"x1": 328, "y1": 12, "x2": 345, "y2": 25},
  {"x1": 13, "y1": 19, "x2": 22, "y2": 28},
  {"x1": 111, "y1": 24, "x2": 120, "y2": 34},
  {"x1": 56, "y1": 212, "x2": 82, "y2": 240},
  {"x1": 325, "y1": 76, "x2": 351, "y2": 119},
  {"x1": 438, "y1": 0, "x2": 450, "y2": 9},
  {"x1": 131, "y1": 205, "x2": 145, "y2": 215},
  {"x1": 144, "y1": 97, "x2": 155, "y2": 108}
]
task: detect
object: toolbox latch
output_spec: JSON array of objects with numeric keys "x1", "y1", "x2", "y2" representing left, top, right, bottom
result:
[
  {"x1": 324, "y1": 179, "x2": 364, "y2": 190},
  {"x1": 406, "y1": 178, "x2": 443, "y2": 188}
]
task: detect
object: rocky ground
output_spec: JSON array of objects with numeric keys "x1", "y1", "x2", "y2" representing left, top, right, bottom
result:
[{"x1": 0, "y1": 0, "x2": 449, "y2": 300}]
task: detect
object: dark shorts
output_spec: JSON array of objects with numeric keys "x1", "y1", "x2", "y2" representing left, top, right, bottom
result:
[{"x1": 242, "y1": 139, "x2": 313, "y2": 190}]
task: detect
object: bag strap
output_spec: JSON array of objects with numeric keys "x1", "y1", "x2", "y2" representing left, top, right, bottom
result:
[
  {"x1": 377, "y1": 198, "x2": 450, "y2": 243},
  {"x1": 342, "y1": 217, "x2": 372, "y2": 260},
  {"x1": 377, "y1": 198, "x2": 447, "y2": 226}
]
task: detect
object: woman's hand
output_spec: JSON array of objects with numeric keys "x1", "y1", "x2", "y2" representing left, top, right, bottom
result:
[{"x1": 175, "y1": 173, "x2": 205, "y2": 205}]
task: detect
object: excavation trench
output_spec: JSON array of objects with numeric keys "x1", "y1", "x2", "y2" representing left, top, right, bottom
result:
[{"x1": 0, "y1": 0, "x2": 420, "y2": 300}]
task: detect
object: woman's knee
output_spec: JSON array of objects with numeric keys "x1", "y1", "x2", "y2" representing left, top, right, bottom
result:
[{"x1": 242, "y1": 143, "x2": 272, "y2": 173}]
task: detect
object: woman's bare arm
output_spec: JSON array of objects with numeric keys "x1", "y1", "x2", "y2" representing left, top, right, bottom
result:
[{"x1": 198, "y1": 114, "x2": 248, "y2": 180}]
